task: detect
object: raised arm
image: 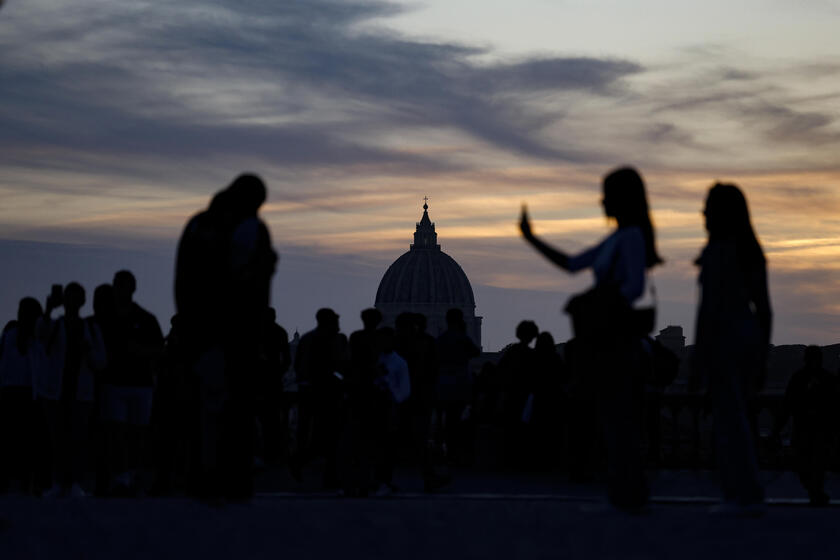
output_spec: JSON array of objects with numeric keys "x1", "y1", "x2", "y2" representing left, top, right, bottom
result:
[{"x1": 519, "y1": 206, "x2": 571, "y2": 270}]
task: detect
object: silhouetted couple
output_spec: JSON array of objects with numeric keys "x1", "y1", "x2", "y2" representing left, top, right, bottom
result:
[
  {"x1": 522, "y1": 168, "x2": 771, "y2": 515},
  {"x1": 175, "y1": 173, "x2": 277, "y2": 502}
]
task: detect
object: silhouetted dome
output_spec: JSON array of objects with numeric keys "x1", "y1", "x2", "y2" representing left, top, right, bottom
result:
[
  {"x1": 375, "y1": 201, "x2": 481, "y2": 346},
  {"x1": 375, "y1": 202, "x2": 475, "y2": 307},
  {"x1": 375, "y1": 247, "x2": 475, "y2": 306}
]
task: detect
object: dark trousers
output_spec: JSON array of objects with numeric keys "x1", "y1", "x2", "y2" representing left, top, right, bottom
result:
[
  {"x1": 709, "y1": 371, "x2": 764, "y2": 505},
  {"x1": 312, "y1": 391, "x2": 344, "y2": 488},
  {"x1": 600, "y1": 373, "x2": 648, "y2": 508},
  {"x1": 597, "y1": 338, "x2": 648, "y2": 509},
  {"x1": 44, "y1": 397, "x2": 91, "y2": 490},
  {"x1": 0, "y1": 388, "x2": 41, "y2": 492},
  {"x1": 373, "y1": 399, "x2": 398, "y2": 486},
  {"x1": 567, "y1": 393, "x2": 600, "y2": 482},
  {"x1": 255, "y1": 393, "x2": 285, "y2": 465},
  {"x1": 793, "y1": 427, "x2": 829, "y2": 499}
]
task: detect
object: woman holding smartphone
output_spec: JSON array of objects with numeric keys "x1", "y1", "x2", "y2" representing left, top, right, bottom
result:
[{"x1": 520, "y1": 166, "x2": 662, "y2": 511}]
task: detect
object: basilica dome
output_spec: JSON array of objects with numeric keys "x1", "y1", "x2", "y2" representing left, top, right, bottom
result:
[{"x1": 375, "y1": 202, "x2": 481, "y2": 346}]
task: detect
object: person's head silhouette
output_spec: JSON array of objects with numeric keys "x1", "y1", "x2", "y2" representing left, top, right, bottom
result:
[
  {"x1": 703, "y1": 182, "x2": 764, "y2": 266},
  {"x1": 602, "y1": 167, "x2": 662, "y2": 268},
  {"x1": 445, "y1": 308, "x2": 465, "y2": 332},
  {"x1": 63, "y1": 282, "x2": 86, "y2": 316},
  {"x1": 113, "y1": 270, "x2": 136, "y2": 307},
  {"x1": 17, "y1": 297, "x2": 43, "y2": 332},
  {"x1": 208, "y1": 173, "x2": 267, "y2": 222},
  {"x1": 93, "y1": 283, "x2": 115, "y2": 319},
  {"x1": 535, "y1": 331, "x2": 556, "y2": 353},
  {"x1": 361, "y1": 308, "x2": 382, "y2": 331},
  {"x1": 704, "y1": 183, "x2": 753, "y2": 238},
  {"x1": 315, "y1": 308, "x2": 340, "y2": 334},
  {"x1": 227, "y1": 174, "x2": 267, "y2": 219},
  {"x1": 515, "y1": 320, "x2": 539, "y2": 345}
]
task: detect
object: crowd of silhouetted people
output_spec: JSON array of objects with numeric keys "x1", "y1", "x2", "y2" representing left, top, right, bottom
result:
[{"x1": 2, "y1": 171, "x2": 840, "y2": 515}]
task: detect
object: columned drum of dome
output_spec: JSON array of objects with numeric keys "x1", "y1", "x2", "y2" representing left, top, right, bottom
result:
[{"x1": 375, "y1": 202, "x2": 482, "y2": 347}]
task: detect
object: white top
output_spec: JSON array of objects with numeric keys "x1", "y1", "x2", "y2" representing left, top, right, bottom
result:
[{"x1": 567, "y1": 226, "x2": 647, "y2": 303}]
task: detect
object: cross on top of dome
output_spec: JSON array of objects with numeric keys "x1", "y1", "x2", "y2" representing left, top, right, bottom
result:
[{"x1": 412, "y1": 197, "x2": 439, "y2": 250}]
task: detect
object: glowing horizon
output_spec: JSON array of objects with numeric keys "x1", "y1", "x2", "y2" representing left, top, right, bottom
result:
[{"x1": 2, "y1": 0, "x2": 840, "y2": 349}]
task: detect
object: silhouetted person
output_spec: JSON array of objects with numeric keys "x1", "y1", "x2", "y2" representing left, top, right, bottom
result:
[
  {"x1": 90, "y1": 283, "x2": 116, "y2": 497},
  {"x1": 691, "y1": 183, "x2": 771, "y2": 514},
  {"x1": 395, "y1": 313, "x2": 440, "y2": 490},
  {"x1": 372, "y1": 327, "x2": 411, "y2": 496},
  {"x1": 175, "y1": 173, "x2": 278, "y2": 501},
  {"x1": 498, "y1": 320, "x2": 539, "y2": 468},
  {"x1": 532, "y1": 331, "x2": 568, "y2": 469},
  {"x1": 0, "y1": 297, "x2": 44, "y2": 494},
  {"x1": 102, "y1": 270, "x2": 164, "y2": 495},
  {"x1": 149, "y1": 314, "x2": 192, "y2": 496},
  {"x1": 294, "y1": 308, "x2": 349, "y2": 490},
  {"x1": 255, "y1": 307, "x2": 290, "y2": 466},
  {"x1": 562, "y1": 337, "x2": 601, "y2": 482},
  {"x1": 773, "y1": 346, "x2": 838, "y2": 506},
  {"x1": 520, "y1": 167, "x2": 662, "y2": 510},
  {"x1": 38, "y1": 282, "x2": 107, "y2": 498},
  {"x1": 345, "y1": 308, "x2": 383, "y2": 495},
  {"x1": 435, "y1": 308, "x2": 480, "y2": 472}
]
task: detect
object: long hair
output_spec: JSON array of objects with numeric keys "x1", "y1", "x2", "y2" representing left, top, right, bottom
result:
[
  {"x1": 602, "y1": 167, "x2": 663, "y2": 269},
  {"x1": 701, "y1": 182, "x2": 765, "y2": 269},
  {"x1": 16, "y1": 297, "x2": 42, "y2": 355}
]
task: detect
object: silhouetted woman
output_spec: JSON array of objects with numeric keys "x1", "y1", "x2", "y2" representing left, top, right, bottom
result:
[
  {"x1": 694, "y1": 183, "x2": 771, "y2": 513},
  {"x1": 520, "y1": 166, "x2": 662, "y2": 510},
  {"x1": 0, "y1": 298, "x2": 44, "y2": 493}
]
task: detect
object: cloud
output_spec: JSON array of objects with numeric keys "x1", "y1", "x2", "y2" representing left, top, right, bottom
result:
[{"x1": 0, "y1": 0, "x2": 642, "y2": 183}]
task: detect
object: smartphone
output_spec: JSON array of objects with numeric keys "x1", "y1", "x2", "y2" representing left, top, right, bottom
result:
[{"x1": 50, "y1": 283, "x2": 63, "y2": 307}]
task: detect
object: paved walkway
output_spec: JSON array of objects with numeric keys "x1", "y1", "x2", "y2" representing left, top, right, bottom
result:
[
  {"x1": 2, "y1": 492, "x2": 839, "y2": 560},
  {"x1": 3, "y1": 470, "x2": 840, "y2": 559}
]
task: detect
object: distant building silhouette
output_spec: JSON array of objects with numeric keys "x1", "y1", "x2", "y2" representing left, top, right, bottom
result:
[{"x1": 375, "y1": 202, "x2": 482, "y2": 348}]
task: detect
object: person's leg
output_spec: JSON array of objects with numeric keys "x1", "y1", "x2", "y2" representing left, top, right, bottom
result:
[
  {"x1": 19, "y1": 393, "x2": 38, "y2": 493},
  {"x1": 0, "y1": 389, "x2": 14, "y2": 492},
  {"x1": 104, "y1": 386, "x2": 132, "y2": 492},
  {"x1": 373, "y1": 400, "x2": 395, "y2": 489},
  {"x1": 321, "y1": 394, "x2": 343, "y2": 490},
  {"x1": 599, "y1": 338, "x2": 649, "y2": 509},
  {"x1": 70, "y1": 400, "x2": 92, "y2": 493},
  {"x1": 126, "y1": 387, "x2": 154, "y2": 492},
  {"x1": 710, "y1": 370, "x2": 763, "y2": 505},
  {"x1": 92, "y1": 385, "x2": 111, "y2": 497},
  {"x1": 42, "y1": 399, "x2": 64, "y2": 495}
]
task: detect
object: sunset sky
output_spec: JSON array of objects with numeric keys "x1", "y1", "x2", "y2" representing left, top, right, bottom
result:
[{"x1": 2, "y1": 0, "x2": 840, "y2": 350}]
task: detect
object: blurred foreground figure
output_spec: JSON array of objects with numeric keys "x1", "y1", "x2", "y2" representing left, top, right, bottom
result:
[
  {"x1": 175, "y1": 173, "x2": 277, "y2": 502},
  {"x1": 692, "y1": 183, "x2": 771, "y2": 516},
  {"x1": 520, "y1": 167, "x2": 662, "y2": 510}
]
